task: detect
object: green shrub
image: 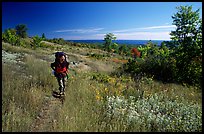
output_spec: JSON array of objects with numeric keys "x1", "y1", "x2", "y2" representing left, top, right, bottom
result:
[
  {"x1": 31, "y1": 35, "x2": 43, "y2": 49},
  {"x1": 2, "y1": 29, "x2": 19, "y2": 45},
  {"x1": 92, "y1": 73, "x2": 110, "y2": 83},
  {"x1": 101, "y1": 93, "x2": 202, "y2": 132},
  {"x1": 123, "y1": 42, "x2": 201, "y2": 88}
]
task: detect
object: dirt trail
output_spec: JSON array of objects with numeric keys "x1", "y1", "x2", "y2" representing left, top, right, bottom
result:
[{"x1": 29, "y1": 95, "x2": 63, "y2": 132}]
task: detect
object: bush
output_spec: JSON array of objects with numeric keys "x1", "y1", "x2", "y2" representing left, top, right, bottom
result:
[
  {"x1": 122, "y1": 43, "x2": 201, "y2": 87},
  {"x1": 31, "y1": 35, "x2": 43, "y2": 49},
  {"x1": 2, "y1": 29, "x2": 19, "y2": 45},
  {"x1": 101, "y1": 93, "x2": 202, "y2": 132}
]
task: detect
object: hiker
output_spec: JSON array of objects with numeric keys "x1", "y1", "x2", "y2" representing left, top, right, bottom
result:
[{"x1": 51, "y1": 52, "x2": 69, "y2": 95}]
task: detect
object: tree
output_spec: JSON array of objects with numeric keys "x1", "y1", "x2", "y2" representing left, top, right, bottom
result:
[
  {"x1": 170, "y1": 5, "x2": 202, "y2": 86},
  {"x1": 103, "y1": 33, "x2": 116, "y2": 52},
  {"x1": 15, "y1": 24, "x2": 28, "y2": 38},
  {"x1": 42, "y1": 33, "x2": 46, "y2": 40}
]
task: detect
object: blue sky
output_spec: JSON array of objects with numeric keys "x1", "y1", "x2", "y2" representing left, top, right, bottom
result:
[{"x1": 2, "y1": 2, "x2": 202, "y2": 40}]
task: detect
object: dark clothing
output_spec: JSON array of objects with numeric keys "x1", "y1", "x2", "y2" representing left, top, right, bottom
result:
[
  {"x1": 51, "y1": 61, "x2": 69, "y2": 72},
  {"x1": 51, "y1": 61, "x2": 69, "y2": 78},
  {"x1": 51, "y1": 61, "x2": 69, "y2": 93}
]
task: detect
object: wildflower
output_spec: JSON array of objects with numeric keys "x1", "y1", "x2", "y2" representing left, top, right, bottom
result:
[
  {"x1": 95, "y1": 89, "x2": 100, "y2": 95},
  {"x1": 95, "y1": 95, "x2": 100, "y2": 100},
  {"x1": 96, "y1": 95, "x2": 103, "y2": 101},
  {"x1": 104, "y1": 87, "x2": 108, "y2": 92}
]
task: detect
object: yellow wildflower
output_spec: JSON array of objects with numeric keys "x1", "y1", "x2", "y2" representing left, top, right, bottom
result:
[
  {"x1": 95, "y1": 89, "x2": 100, "y2": 95},
  {"x1": 104, "y1": 87, "x2": 108, "y2": 92},
  {"x1": 96, "y1": 95, "x2": 100, "y2": 101}
]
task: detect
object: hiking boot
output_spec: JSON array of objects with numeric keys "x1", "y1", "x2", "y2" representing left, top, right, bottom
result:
[{"x1": 60, "y1": 91, "x2": 65, "y2": 96}]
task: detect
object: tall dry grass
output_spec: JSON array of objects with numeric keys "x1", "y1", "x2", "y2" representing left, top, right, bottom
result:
[
  {"x1": 2, "y1": 54, "x2": 56, "y2": 132},
  {"x1": 55, "y1": 73, "x2": 102, "y2": 131}
]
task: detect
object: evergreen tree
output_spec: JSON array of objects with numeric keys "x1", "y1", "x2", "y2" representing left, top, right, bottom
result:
[
  {"x1": 15, "y1": 24, "x2": 28, "y2": 38},
  {"x1": 42, "y1": 33, "x2": 46, "y2": 40}
]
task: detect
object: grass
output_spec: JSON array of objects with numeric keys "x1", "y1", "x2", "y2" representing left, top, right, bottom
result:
[
  {"x1": 56, "y1": 73, "x2": 101, "y2": 131},
  {"x1": 2, "y1": 41, "x2": 202, "y2": 132},
  {"x1": 2, "y1": 53, "x2": 58, "y2": 131}
]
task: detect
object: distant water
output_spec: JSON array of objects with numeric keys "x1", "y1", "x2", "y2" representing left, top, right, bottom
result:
[{"x1": 67, "y1": 40, "x2": 167, "y2": 46}]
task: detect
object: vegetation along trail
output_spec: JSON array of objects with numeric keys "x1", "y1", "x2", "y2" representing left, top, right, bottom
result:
[{"x1": 2, "y1": 5, "x2": 202, "y2": 132}]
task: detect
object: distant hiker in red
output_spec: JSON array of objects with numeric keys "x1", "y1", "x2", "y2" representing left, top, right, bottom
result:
[
  {"x1": 51, "y1": 52, "x2": 69, "y2": 95},
  {"x1": 131, "y1": 48, "x2": 141, "y2": 59}
]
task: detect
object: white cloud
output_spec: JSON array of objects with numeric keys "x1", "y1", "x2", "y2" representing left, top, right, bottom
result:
[
  {"x1": 55, "y1": 28, "x2": 104, "y2": 33},
  {"x1": 61, "y1": 34, "x2": 104, "y2": 40},
  {"x1": 54, "y1": 25, "x2": 176, "y2": 40},
  {"x1": 115, "y1": 32, "x2": 170, "y2": 40},
  {"x1": 138, "y1": 25, "x2": 176, "y2": 30},
  {"x1": 105, "y1": 25, "x2": 176, "y2": 40},
  {"x1": 111, "y1": 25, "x2": 176, "y2": 33},
  {"x1": 112, "y1": 28, "x2": 137, "y2": 33},
  {"x1": 96, "y1": 31, "x2": 171, "y2": 40}
]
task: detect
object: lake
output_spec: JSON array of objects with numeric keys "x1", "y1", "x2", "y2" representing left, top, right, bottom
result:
[{"x1": 67, "y1": 40, "x2": 168, "y2": 46}]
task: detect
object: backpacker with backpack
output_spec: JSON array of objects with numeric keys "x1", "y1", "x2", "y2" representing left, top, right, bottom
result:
[
  {"x1": 51, "y1": 52, "x2": 69, "y2": 79},
  {"x1": 51, "y1": 51, "x2": 70, "y2": 96}
]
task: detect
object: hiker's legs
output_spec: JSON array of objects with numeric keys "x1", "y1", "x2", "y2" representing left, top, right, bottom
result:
[
  {"x1": 57, "y1": 78, "x2": 64, "y2": 93},
  {"x1": 62, "y1": 77, "x2": 66, "y2": 93}
]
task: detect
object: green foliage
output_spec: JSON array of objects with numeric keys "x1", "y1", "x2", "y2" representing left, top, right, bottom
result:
[
  {"x1": 15, "y1": 38, "x2": 26, "y2": 47},
  {"x1": 123, "y1": 58, "x2": 143, "y2": 75},
  {"x1": 92, "y1": 73, "x2": 110, "y2": 83},
  {"x1": 15, "y1": 24, "x2": 28, "y2": 38},
  {"x1": 2, "y1": 29, "x2": 19, "y2": 46},
  {"x1": 48, "y1": 38, "x2": 66, "y2": 45},
  {"x1": 170, "y1": 5, "x2": 202, "y2": 86},
  {"x1": 123, "y1": 44, "x2": 178, "y2": 83},
  {"x1": 123, "y1": 6, "x2": 202, "y2": 87},
  {"x1": 57, "y1": 38, "x2": 65, "y2": 45},
  {"x1": 31, "y1": 35, "x2": 43, "y2": 49},
  {"x1": 111, "y1": 43, "x2": 119, "y2": 53},
  {"x1": 118, "y1": 45, "x2": 129, "y2": 55},
  {"x1": 42, "y1": 33, "x2": 46, "y2": 40},
  {"x1": 103, "y1": 33, "x2": 116, "y2": 52},
  {"x1": 2, "y1": 26, "x2": 30, "y2": 47},
  {"x1": 137, "y1": 45, "x2": 151, "y2": 58},
  {"x1": 87, "y1": 53, "x2": 106, "y2": 59}
]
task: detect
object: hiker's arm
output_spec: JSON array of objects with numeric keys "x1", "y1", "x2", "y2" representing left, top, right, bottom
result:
[
  {"x1": 50, "y1": 62, "x2": 55, "y2": 70},
  {"x1": 66, "y1": 62, "x2": 69, "y2": 73}
]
